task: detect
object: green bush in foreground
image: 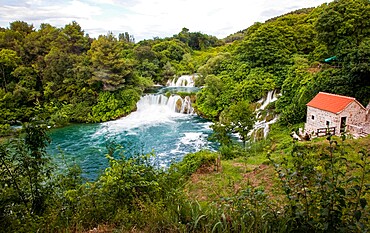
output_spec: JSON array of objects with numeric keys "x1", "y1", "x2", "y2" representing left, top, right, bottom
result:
[{"x1": 269, "y1": 135, "x2": 370, "y2": 232}]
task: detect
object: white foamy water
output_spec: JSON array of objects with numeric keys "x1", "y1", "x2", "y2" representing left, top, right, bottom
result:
[
  {"x1": 251, "y1": 90, "x2": 280, "y2": 139},
  {"x1": 167, "y1": 74, "x2": 198, "y2": 87},
  {"x1": 257, "y1": 90, "x2": 278, "y2": 111},
  {"x1": 97, "y1": 94, "x2": 196, "y2": 135}
]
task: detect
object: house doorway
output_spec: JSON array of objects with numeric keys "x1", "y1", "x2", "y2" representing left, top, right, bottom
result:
[{"x1": 340, "y1": 117, "x2": 347, "y2": 133}]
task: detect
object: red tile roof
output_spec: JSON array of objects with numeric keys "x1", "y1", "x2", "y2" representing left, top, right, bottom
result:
[{"x1": 307, "y1": 92, "x2": 364, "y2": 114}]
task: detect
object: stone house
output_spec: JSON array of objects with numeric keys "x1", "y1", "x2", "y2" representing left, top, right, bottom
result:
[{"x1": 304, "y1": 92, "x2": 370, "y2": 137}]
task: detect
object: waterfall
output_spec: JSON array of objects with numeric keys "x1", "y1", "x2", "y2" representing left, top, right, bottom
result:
[
  {"x1": 167, "y1": 74, "x2": 198, "y2": 87},
  {"x1": 103, "y1": 93, "x2": 194, "y2": 133},
  {"x1": 181, "y1": 96, "x2": 193, "y2": 114},
  {"x1": 251, "y1": 90, "x2": 280, "y2": 139},
  {"x1": 138, "y1": 94, "x2": 194, "y2": 114},
  {"x1": 49, "y1": 91, "x2": 216, "y2": 180},
  {"x1": 257, "y1": 90, "x2": 278, "y2": 111}
]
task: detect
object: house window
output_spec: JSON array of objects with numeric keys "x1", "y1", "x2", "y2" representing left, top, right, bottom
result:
[
  {"x1": 311, "y1": 115, "x2": 315, "y2": 120},
  {"x1": 326, "y1": 121, "x2": 330, "y2": 126}
]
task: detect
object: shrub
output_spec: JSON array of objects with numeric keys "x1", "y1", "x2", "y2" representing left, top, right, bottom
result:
[
  {"x1": 269, "y1": 135, "x2": 370, "y2": 232},
  {"x1": 172, "y1": 150, "x2": 218, "y2": 178},
  {"x1": 219, "y1": 144, "x2": 247, "y2": 160}
]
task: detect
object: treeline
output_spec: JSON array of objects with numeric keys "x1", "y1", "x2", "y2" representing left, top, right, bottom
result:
[{"x1": 0, "y1": 21, "x2": 222, "y2": 135}]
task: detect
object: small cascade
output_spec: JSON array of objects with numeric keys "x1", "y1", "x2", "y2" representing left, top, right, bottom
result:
[
  {"x1": 138, "y1": 94, "x2": 168, "y2": 106},
  {"x1": 181, "y1": 96, "x2": 193, "y2": 114},
  {"x1": 167, "y1": 74, "x2": 198, "y2": 87},
  {"x1": 167, "y1": 95, "x2": 183, "y2": 113},
  {"x1": 257, "y1": 90, "x2": 278, "y2": 111},
  {"x1": 139, "y1": 94, "x2": 194, "y2": 114},
  {"x1": 251, "y1": 90, "x2": 280, "y2": 139},
  {"x1": 251, "y1": 116, "x2": 279, "y2": 139}
]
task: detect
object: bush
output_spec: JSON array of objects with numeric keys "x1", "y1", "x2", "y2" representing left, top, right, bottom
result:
[
  {"x1": 0, "y1": 123, "x2": 12, "y2": 136},
  {"x1": 220, "y1": 144, "x2": 247, "y2": 160},
  {"x1": 90, "y1": 88, "x2": 141, "y2": 122},
  {"x1": 172, "y1": 150, "x2": 219, "y2": 178},
  {"x1": 269, "y1": 136, "x2": 370, "y2": 232},
  {"x1": 0, "y1": 123, "x2": 52, "y2": 232}
]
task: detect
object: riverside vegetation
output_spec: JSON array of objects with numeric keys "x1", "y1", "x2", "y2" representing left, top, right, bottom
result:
[
  {"x1": 1, "y1": 0, "x2": 370, "y2": 232},
  {"x1": 1, "y1": 122, "x2": 369, "y2": 232}
]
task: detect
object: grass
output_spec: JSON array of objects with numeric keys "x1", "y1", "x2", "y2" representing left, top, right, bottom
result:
[
  {"x1": 184, "y1": 123, "x2": 370, "y2": 207},
  {"x1": 185, "y1": 159, "x2": 247, "y2": 202},
  {"x1": 184, "y1": 124, "x2": 290, "y2": 202},
  {"x1": 184, "y1": 154, "x2": 279, "y2": 204},
  {"x1": 85, "y1": 129, "x2": 370, "y2": 232}
]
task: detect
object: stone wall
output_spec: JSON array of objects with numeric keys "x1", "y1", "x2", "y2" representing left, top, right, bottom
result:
[
  {"x1": 339, "y1": 101, "x2": 366, "y2": 127},
  {"x1": 305, "y1": 106, "x2": 339, "y2": 135}
]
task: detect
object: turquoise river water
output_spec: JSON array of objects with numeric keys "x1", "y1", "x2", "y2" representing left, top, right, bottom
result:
[{"x1": 47, "y1": 89, "x2": 217, "y2": 180}]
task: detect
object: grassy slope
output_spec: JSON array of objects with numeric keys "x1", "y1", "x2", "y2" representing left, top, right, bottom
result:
[{"x1": 184, "y1": 125, "x2": 370, "y2": 206}]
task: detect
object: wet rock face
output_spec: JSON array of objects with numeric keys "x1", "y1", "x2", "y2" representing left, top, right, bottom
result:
[
  {"x1": 181, "y1": 96, "x2": 193, "y2": 114},
  {"x1": 176, "y1": 99, "x2": 183, "y2": 113}
]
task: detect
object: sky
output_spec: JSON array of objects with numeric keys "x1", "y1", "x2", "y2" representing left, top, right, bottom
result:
[{"x1": 0, "y1": 0, "x2": 329, "y2": 41}]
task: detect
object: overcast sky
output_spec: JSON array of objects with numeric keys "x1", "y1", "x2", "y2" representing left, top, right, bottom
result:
[{"x1": 0, "y1": 0, "x2": 329, "y2": 41}]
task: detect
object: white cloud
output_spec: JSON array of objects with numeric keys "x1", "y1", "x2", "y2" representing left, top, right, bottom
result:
[
  {"x1": 0, "y1": 0, "x2": 101, "y2": 29},
  {"x1": 0, "y1": 0, "x2": 329, "y2": 41}
]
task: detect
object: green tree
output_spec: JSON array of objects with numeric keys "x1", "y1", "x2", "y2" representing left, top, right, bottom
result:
[
  {"x1": 0, "y1": 48, "x2": 20, "y2": 91},
  {"x1": 162, "y1": 61, "x2": 176, "y2": 80},
  {"x1": 314, "y1": 0, "x2": 370, "y2": 104},
  {"x1": 152, "y1": 39, "x2": 190, "y2": 62},
  {"x1": 58, "y1": 21, "x2": 91, "y2": 54},
  {"x1": 22, "y1": 23, "x2": 60, "y2": 66},
  {"x1": 315, "y1": 0, "x2": 370, "y2": 55},
  {"x1": 9, "y1": 21, "x2": 34, "y2": 37},
  {"x1": 0, "y1": 123, "x2": 52, "y2": 232},
  {"x1": 195, "y1": 75, "x2": 228, "y2": 119},
  {"x1": 219, "y1": 100, "x2": 255, "y2": 147},
  {"x1": 118, "y1": 32, "x2": 135, "y2": 44},
  {"x1": 88, "y1": 33, "x2": 135, "y2": 90}
]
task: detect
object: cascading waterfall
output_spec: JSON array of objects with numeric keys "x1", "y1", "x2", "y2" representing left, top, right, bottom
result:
[
  {"x1": 167, "y1": 74, "x2": 198, "y2": 87},
  {"x1": 137, "y1": 93, "x2": 194, "y2": 115},
  {"x1": 180, "y1": 96, "x2": 193, "y2": 114},
  {"x1": 251, "y1": 90, "x2": 279, "y2": 139},
  {"x1": 257, "y1": 90, "x2": 278, "y2": 111}
]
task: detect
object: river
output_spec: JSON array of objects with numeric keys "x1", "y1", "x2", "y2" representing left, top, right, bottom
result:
[{"x1": 47, "y1": 82, "x2": 216, "y2": 180}]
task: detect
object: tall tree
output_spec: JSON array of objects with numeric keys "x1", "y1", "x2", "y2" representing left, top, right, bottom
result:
[
  {"x1": 88, "y1": 33, "x2": 134, "y2": 91},
  {"x1": 0, "y1": 49, "x2": 20, "y2": 91}
]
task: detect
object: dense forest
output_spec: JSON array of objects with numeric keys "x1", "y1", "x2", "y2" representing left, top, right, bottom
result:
[{"x1": 1, "y1": 0, "x2": 370, "y2": 232}]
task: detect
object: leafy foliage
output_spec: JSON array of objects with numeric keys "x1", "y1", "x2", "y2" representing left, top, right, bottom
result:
[
  {"x1": 194, "y1": 0, "x2": 370, "y2": 127},
  {"x1": 1, "y1": 123, "x2": 370, "y2": 232},
  {"x1": 90, "y1": 88, "x2": 141, "y2": 122},
  {"x1": 0, "y1": 123, "x2": 52, "y2": 232},
  {"x1": 1, "y1": 1, "x2": 370, "y2": 231},
  {"x1": 269, "y1": 136, "x2": 370, "y2": 232}
]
